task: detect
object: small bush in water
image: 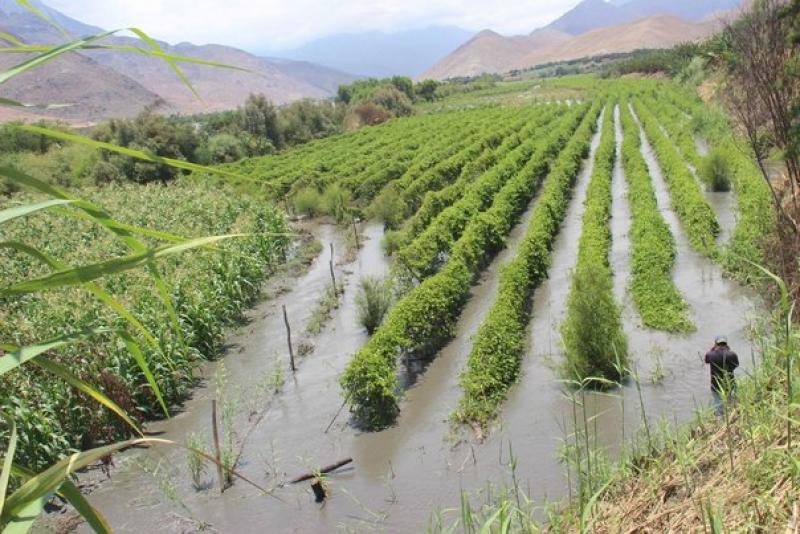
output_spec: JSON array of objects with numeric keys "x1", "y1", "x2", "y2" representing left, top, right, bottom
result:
[
  {"x1": 186, "y1": 432, "x2": 209, "y2": 491},
  {"x1": 368, "y1": 185, "x2": 407, "y2": 229},
  {"x1": 356, "y1": 276, "x2": 394, "y2": 334},
  {"x1": 321, "y1": 183, "x2": 352, "y2": 222},
  {"x1": 561, "y1": 263, "x2": 628, "y2": 385},
  {"x1": 700, "y1": 149, "x2": 732, "y2": 192},
  {"x1": 293, "y1": 186, "x2": 322, "y2": 216}
]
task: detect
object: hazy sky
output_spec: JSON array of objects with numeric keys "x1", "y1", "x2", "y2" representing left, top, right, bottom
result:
[{"x1": 45, "y1": 0, "x2": 584, "y2": 50}]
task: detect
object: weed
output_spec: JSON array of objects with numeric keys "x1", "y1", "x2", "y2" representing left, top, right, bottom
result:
[{"x1": 355, "y1": 276, "x2": 394, "y2": 334}]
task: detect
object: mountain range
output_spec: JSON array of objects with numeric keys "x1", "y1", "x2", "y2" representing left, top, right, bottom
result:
[
  {"x1": 0, "y1": 0, "x2": 359, "y2": 123},
  {"x1": 272, "y1": 27, "x2": 474, "y2": 78},
  {"x1": 423, "y1": 0, "x2": 742, "y2": 79}
]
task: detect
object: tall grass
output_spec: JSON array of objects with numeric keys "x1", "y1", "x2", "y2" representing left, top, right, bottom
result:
[{"x1": 355, "y1": 276, "x2": 393, "y2": 334}]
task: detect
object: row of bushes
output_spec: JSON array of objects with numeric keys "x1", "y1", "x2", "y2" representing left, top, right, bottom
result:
[
  {"x1": 454, "y1": 101, "x2": 604, "y2": 427},
  {"x1": 394, "y1": 105, "x2": 587, "y2": 280},
  {"x1": 560, "y1": 101, "x2": 629, "y2": 386},
  {"x1": 384, "y1": 106, "x2": 563, "y2": 254},
  {"x1": 0, "y1": 181, "x2": 289, "y2": 469},
  {"x1": 619, "y1": 99, "x2": 694, "y2": 332},
  {"x1": 369, "y1": 109, "x2": 520, "y2": 229},
  {"x1": 340, "y1": 103, "x2": 596, "y2": 428},
  {"x1": 632, "y1": 98, "x2": 721, "y2": 256},
  {"x1": 659, "y1": 87, "x2": 774, "y2": 283}
]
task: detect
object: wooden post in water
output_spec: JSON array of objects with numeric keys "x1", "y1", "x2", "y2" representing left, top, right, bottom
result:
[
  {"x1": 211, "y1": 399, "x2": 225, "y2": 493},
  {"x1": 283, "y1": 304, "x2": 295, "y2": 372},
  {"x1": 329, "y1": 243, "x2": 338, "y2": 296},
  {"x1": 310, "y1": 479, "x2": 326, "y2": 502},
  {"x1": 351, "y1": 218, "x2": 360, "y2": 249}
]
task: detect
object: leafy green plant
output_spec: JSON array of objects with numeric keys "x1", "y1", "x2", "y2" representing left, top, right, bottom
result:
[
  {"x1": 320, "y1": 183, "x2": 352, "y2": 222},
  {"x1": 355, "y1": 276, "x2": 394, "y2": 334},
  {"x1": 185, "y1": 432, "x2": 209, "y2": 491}
]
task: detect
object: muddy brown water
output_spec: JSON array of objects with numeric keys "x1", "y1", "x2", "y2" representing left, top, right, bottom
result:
[{"x1": 72, "y1": 111, "x2": 758, "y2": 533}]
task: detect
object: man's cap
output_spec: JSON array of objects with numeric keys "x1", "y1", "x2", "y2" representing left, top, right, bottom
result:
[{"x1": 715, "y1": 335, "x2": 728, "y2": 345}]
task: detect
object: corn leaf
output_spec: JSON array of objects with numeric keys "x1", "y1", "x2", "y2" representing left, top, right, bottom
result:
[
  {"x1": 1, "y1": 493, "x2": 47, "y2": 534},
  {"x1": 118, "y1": 332, "x2": 169, "y2": 417},
  {"x1": 32, "y1": 357, "x2": 141, "y2": 435},
  {"x1": 0, "y1": 199, "x2": 73, "y2": 224},
  {"x1": 54, "y1": 481, "x2": 111, "y2": 534},
  {"x1": 0, "y1": 328, "x2": 112, "y2": 376},
  {"x1": 2, "y1": 234, "x2": 242, "y2": 296},
  {"x1": 1, "y1": 438, "x2": 169, "y2": 523},
  {"x1": 0, "y1": 241, "x2": 158, "y2": 346},
  {"x1": 0, "y1": 414, "x2": 17, "y2": 520}
]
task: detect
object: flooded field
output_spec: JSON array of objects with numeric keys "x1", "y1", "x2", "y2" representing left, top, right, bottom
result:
[{"x1": 71, "y1": 108, "x2": 759, "y2": 534}]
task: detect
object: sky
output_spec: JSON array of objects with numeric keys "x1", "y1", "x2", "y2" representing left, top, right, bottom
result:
[{"x1": 45, "y1": 0, "x2": 585, "y2": 51}]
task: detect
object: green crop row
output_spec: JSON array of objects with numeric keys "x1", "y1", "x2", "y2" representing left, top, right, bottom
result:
[
  {"x1": 657, "y1": 86, "x2": 774, "y2": 282},
  {"x1": 560, "y1": 101, "x2": 629, "y2": 386},
  {"x1": 395, "y1": 105, "x2": 586, "y2": 280},
  {"x1": 632, "y1": 99, "x2": 720, "y2": 256},
  {"x1": 454, "y1": 102, "x2": 605, "y2": 427},
  {"x1": 0, "y1": 181, "x2": 289, "y2": 469},
  {"x1": 340, "y1": 102, "x2": 598, "y2": 429},
  {"x1": 620, "y1": 99, "x2": 694, "y2": 332},
  {"x1": 385, "y1": 106, "x2": 563, "y2": 254},
  {"x1": 391, "y1": 106, "x2": 546, "y2": 216}
]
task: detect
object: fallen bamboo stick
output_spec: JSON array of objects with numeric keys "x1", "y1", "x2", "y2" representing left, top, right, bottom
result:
[{"x1": 289, "y1": 458, "x2": 353, "y2": 484}]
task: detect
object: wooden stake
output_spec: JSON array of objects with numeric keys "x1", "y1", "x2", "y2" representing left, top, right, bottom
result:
[
  {"x1": 283, "y1": 304, "x2": 295, "y2": 372},
  {"x1": 211, "y1": 399, "x2": 225, "y2": 493},
  {"x1": 310, "y1": 479, "x2": 326, "y2": 502},
  {"x1": 351, "y1": 218, "x2": 360, "y2": 249},
  {"x1": 328, "y1": 242, "x2": 338, "y2": 296}
]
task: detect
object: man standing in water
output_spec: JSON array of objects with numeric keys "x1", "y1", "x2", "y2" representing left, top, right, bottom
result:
[{"x1": 704, "y1": 336, "x2": 739, "y2": 416}]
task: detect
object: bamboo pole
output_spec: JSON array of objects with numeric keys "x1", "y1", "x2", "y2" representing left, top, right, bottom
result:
[
  {"x1": 329, "y1": 242, "x2": 338, "y2": 296},
  {"x1": 283, "y1": 304, "x2": 295, "y2": 372},
  {"x1": 211, "y1": 399, "x2": 225, "y2": 493}
]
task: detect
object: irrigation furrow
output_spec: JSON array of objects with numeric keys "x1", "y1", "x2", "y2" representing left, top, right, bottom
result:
[
  {"x1": 395, "y1": 104, "x2": 586, "y2": 281},
  {"x1": 341, "y1": 103, "x2": 598, "y2": 428}
]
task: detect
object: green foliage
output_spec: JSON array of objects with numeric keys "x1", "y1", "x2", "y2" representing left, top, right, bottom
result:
[
  {"x1": 320, "y1": 183, "x2": 352, "y2": 222},
  {"x1": 0, "y1": 182, "x2": 289, "y2": 469},
  {"x1": 601, "y1": 43, "x2": 703, "y2": 78},
  {"x1": 633, "y1": 98, "x2": 720, "y2": 256},
  {"x1": 368, "y1": 185, "x2": 407, "y2": 229},
  {"x1": 455, "y1": 101, "x2": 603, "y2": 426},
  {"x1": 292, "y1": 186, "x2": 322, "y2": 217},
  {"x1": 355, "y1": 276, "x2": 394, "y2": 334},
  {"x1": 700, "y1": 149, "x2": 733, "y2": 192},
  {"x1": 561, "y1": 104, "x2": 628, "y2": 385},
  {"x1": 619, "y1": 99, "x2": 694, "y2": 332},
  {"x1": 341, "y1": 102, "x2": 600, "y2": 428}
]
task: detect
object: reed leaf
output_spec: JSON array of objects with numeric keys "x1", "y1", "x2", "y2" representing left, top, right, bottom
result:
[
  {"x1": 0, "y1": 328, "x2": 112, "y2": 376},
  {"x1": 0, "y1": 199, "x2": 73, "y2": 224},
  {"x1": 0, "y1": 414, "x2": 17, "y2": 520},
  {"x1": 0, "y1": 438, "x2": 169, "y2": 524},
  {"x1": 118, "y1": 332, "x2": 169, "y2": 417},
  {"x1": 55, "y1": 480, "x2": 111, "y2": 534},
  {"x1": 2, "y1": 234, "x2": 243, "y2": 296},
  {"x1": 0, "y1": 31, "x2": 24, "y2": 46},
  {"x1": 13, "y1": 0, "x2": 71, "y2": 40},
  {"x1": 0, "y1": 30, "x2": 117, "y2": 84}
]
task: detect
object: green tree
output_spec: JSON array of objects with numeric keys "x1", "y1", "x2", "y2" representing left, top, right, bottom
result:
[{"x1": 237, "y1": 94, "x2": 284, "y2": 150}]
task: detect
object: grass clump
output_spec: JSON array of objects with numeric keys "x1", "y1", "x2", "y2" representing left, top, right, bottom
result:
[
  {"x1": 321, "y1": 183, "x2": 351, "y2": 222},
  {"x1": 185, "y1": 432, "x2": 209, "y2": 491},
  {"x1": 292, "y1": 186, "x2": 322, "y2": 217},
  {"x1": 355, "y1": 276, "x2": 394, "y2": 334},
  {"x1": 368, "y1": 185, "x2": 407, "y2": 229},
  {"x1": 700, "y1": 148, "x2": 733, "y2": 192},
  {"x1": 306, "y1": 284, "x2": 340, "y2": 335}
]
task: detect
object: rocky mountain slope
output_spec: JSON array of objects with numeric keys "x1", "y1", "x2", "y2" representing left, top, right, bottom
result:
[
  {"x1": 0, "y1": 0, "x2": 358, "y2": 122},
  {"x1": 423, "y1": 0, "x2": 740, "y2": 80}
]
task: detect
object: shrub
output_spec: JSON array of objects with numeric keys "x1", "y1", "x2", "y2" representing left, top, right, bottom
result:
[
  {"x1": 321, "y1": 183, "x2": 352, "y2": 222},
  {"x1": 700, "y1": 149, "x2": 733, "y2": 192},
  {"x1": 561, "y1": 264, "x2": 628, "y2": 383},
  {"x1": 355, "y1": 276, "x2": 394, "y2": 334},
  {"x1": 368, "y1": 186, "x2": 407, "y2": 229},
  {"x1": 292, "y1": 186, "x2": 322, "y2": 217}
]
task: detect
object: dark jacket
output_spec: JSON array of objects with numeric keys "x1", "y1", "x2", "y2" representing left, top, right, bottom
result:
[{"x1": 704, "y1": 346, "x2": 739, "y2": 392}]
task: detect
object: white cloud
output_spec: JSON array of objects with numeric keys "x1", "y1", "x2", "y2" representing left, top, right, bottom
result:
[{"x1": 45, "y1": 0, "x2": 581, "y2": 50}]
